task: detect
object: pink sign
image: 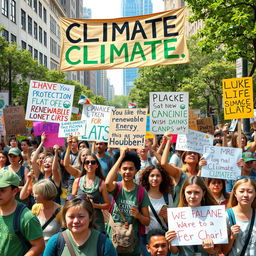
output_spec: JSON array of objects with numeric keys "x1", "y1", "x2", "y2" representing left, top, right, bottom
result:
[
  {"x1": 33, "y1": 122, "x2": 59, "y2": 136},
  {"x1": 43, "y1": 133, "x2": 64, "y2": 148}
]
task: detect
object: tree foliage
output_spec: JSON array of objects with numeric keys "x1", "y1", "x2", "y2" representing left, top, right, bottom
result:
[
  {"x1": 129, "y1": 37, "x2": 235, "y2": 121},
  {"x1": 108, "y1": 95, "x2": 129, "y2": 108},
  {"x1": 186, "y1": 0, "x2": 256, "y2": 76}
]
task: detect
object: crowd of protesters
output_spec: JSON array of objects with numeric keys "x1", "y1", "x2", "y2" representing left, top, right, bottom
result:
[{"x1": 0, "y1": 123, "x2": 255, "y2": 256}]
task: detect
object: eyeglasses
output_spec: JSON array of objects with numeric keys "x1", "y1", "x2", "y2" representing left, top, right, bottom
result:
[
  {"x1": 84, "y1": 160, "x2": 97, "y2": 165},
  {"x1": 66, "y1": 193, "x2": 90, "y2": 202}
]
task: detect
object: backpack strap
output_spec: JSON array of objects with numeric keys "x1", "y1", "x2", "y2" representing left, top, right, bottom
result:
[
  {"x1": 41, "y1": 207, "x2": 61, "y2": 230},
  {"x1": 13, "y1": 203, "x2": 31, "y2": 251},
  {"x1": 97, "y1": 231, "x2": 107, "y2": 256},
  {"x1": 137, "y1": 185, "x2": 146, "y2": 235},
  {"x1": 109, "y1": 182, "x2": 122, "y2": 214},
  {"x1": 62, "y1": 230, "x2": 76, "y2": 256},
  {"x1": 240, "y1": 208, "x2": 255, "y2": 256},
  {"x1": 56, "y1": 232, "x2": 65, "y2": 256},
  {"x1": 227, "y1": 208, "x2": 236, "y2": 226},
  {"x1": 163, "y1": 194, "x2": 169, "y2": 205}
]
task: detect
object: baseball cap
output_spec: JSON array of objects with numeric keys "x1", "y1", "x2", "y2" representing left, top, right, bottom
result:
[
  {"x1": 242, "y1": 152, "x2": 255, "y2": 162},
  {"x1": 0, "y1": 170, "x2": 21, "y2": 188},
  {"x1": 8, "y1": 147, "x2": 21, "y2": 156}
]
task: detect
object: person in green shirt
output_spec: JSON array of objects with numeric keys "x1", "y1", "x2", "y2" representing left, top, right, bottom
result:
[
  {"x1": 105, "y1": 148, "x2": 150, "y2": 256},
  {"x1": 0, "y1": 170, "x2": 44, "y2": 256}
]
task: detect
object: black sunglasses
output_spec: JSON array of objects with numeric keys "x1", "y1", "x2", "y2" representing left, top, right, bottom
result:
[
  {"x1": 84, "y1": 160, "x2": 97, "y2": 165},
  {"x1": 66, "y1": 193, "x2": 90, "y2": 202}
]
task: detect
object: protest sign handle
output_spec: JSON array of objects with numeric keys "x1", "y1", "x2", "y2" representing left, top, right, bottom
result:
[{"x1": 237, "y1": 119, "x2": 242, "y2": 148}]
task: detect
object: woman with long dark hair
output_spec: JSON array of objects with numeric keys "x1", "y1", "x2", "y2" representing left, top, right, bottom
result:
[{"x1": 72, "y1": 154, "x2": 110, "y2": 231}]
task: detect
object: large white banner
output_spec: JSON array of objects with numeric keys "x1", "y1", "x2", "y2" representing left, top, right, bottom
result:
[
  {"x1": 167, "y1": 205, "x2": 228, "y2": 246},
  {"x1": 25, "y1": 80, "x2": 75, "y2": 123}
]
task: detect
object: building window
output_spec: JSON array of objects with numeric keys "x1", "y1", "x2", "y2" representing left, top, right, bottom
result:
[
  {"x1": 1, "y1": 0, "x2": 8, "y2": 17},
  {"x1": 27, "y1": 0, "x2": 32, "y2": 7},
  {"x1": 28, "y1": 16, "x2": 32, "y2": 35},
  {"x1": 11, "y1": 34, "x2": 16, "y2": 42},
  {"x1": 39, "y1": 26, "x2": 42, "y2": 43},
  {"x1": 43, "y1": 7, "x2": 47, "y2": 23},
  {"x1": 28, "y1": 45, "x2": 33, "y2": 55},
  {"x1": 44, "y1": 55, "x2": 47, "y2": 67},
  {"x1": 21, "y1": 41, "x2": 27, "y2": 50},
  {"x1": 39, "y1": 52, "x2": 43, "y2": 65},
  {"x1": 43, "y1": 31, "x2": 47, "y2": 46},
  {"x1": 50, "y1": 37, "x2": 57, "y2": 56},
  {"x1": 2, "y1": 29, "x2": 9, "y2": 41},
  {"x1": 34, "y1": 21, "x2": 37, "y2": 39},
  {"x1": 21, "y1": 9, "x2": 26, "y2": 30},
  {"x1": 34, "y1": 49, "x2": 38, "y2": 59},
  {"x1": 38, "y1": 1, "x2": 42, "y2": 18},
  {"x1": 33, "y1": 0, "x2": 37, "y2": 12},
  {"x1": 10, "y1": 0, "x2": 16, "y2": 23}
]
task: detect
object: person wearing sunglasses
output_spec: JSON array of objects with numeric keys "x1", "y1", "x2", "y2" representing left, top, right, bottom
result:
[
  {"x1": 43, "y1": 195, "x2": 117, "y2": 256},
  {"x1": 72, "y1": 154, "x2": 110, "y2": 231}
]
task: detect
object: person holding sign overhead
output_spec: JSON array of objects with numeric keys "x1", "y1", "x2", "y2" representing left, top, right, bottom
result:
[
  {"x1": 165, "y1": 176, "x2": 221, "y2": 255},
  {"x1": 223, "y1": 178, "x2": 256, "y2": 256},
  {"x1": 161, "y1": 132, "x2": 203, "y2": 206}
]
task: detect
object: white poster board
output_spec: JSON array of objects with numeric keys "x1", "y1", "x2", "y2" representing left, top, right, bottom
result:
[
  {"x1": 81, "y1": 105, "x2": 114, "y2": 142},
  {"x1": 58, "y1": 120, "x2": 86, "y2": 137},
  {"x1": 150, "y1": 92, "x2": 189, "y2": 134},
  {"x1": 176, "y1": 129, "x2": 214, "y2": 154},
  {"x1": 25, "y1": 80, "x2": 75, "y2": 123},
  {"x1": 167, "y1": 205, "x2": 228, "y2": 246},
  {"x1": 202, "y1": 146, "x2": 242, "y2": 180}
]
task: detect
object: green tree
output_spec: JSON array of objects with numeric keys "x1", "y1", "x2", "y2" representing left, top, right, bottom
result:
[
  {"x1": 108, "y1": 95, "x2": 129, "y2": 108},
  {"x1": 186, "y1": 0, "x2": 256, "y2": 76}
]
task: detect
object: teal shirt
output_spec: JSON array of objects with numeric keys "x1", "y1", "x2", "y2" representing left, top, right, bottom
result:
[{"x1": 106, "y1": 183, "x2": 150, "y2": 255}]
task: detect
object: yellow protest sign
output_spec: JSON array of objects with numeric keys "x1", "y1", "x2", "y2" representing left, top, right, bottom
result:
[
  {"x1": 222, "y1": 77, "x2": 254, "y2": 120},
  {"x1": 59, "y1": 8, "x2": 189, "y2": 72}
]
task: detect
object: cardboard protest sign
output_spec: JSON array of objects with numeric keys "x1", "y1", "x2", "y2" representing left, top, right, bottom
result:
[
  {"x1": 168, "y1": 205, "x2": 228, "y2": 246},
  {"x1": 188, "y1": 109, "x2": 198, "y2": 131},
  {"x1": 0, "y1": 92, "x2": 9, "y2": 135},
  {"x1": 108, "y1": 108, "x2": 147, "y2": 148},
  {"x1": 150, "y1": 92, "x2": 189, "y2": 134},
  {"x1": 176, "y1": 129, "x2": 213, "y2": 154},
  {"x1": 81, "y1": 105, "x2": 114, "y2": 142},
  {"x1": 43, "y1": 133, "x2": 65, "y2": 148},
  {"x1": 58, "y1": 120, "x2": 86, "y2": 137},
  {"x1": 202, "y1": 146, "x2": 242, "y2": 180},
  {"x1": 223, "y1": 77, "x2": 254, "y2": 120},
  {"x1": 196, "y1": 117, "x2": 214, "y2": 134},
  {"x1": 33, "y1": 122, "x2": 59, "y2": 136},
  {"x1": 3, "y1": 106, "x2": 26, "y2": 136},
  {"x1": 59, "y1": 8, "x2": 189, "y2": 72},
  {"x1": 25, "y1": 80, "x2": 75, "y2": 123}
]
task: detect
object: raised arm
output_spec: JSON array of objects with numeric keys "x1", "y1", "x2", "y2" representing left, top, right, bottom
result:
[
  {"x1": 63, "y1": 135, "x2": 81, "y2": 178},
  {"x1": 161, "y1": 137, "x2": 181, "y2": 182},
  {"x1": 31, "y1": 133, "x2": 46, "y2": 179},
  {"x1": 52, "y1": 145, "x2": 61, "y2": 187},
  {"x1": 20, "y1": 171, "x2": 33, "y2": 200},
  {"x1": 105, "y1": 148, "x2": 126, "y2": 192}
]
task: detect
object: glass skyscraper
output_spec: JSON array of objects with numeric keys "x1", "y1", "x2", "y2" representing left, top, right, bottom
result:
[{"x1": 122, "y1": 0, "x2": 153, "y2": 96}]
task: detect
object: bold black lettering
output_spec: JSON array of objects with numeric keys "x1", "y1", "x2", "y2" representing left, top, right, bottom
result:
[
  {"x1": 112, "y1": 22, "x2": 129, "y2": 41},
  {"x1": 163, "y1": 16, "x2": 178, "y2": 37},
  {"x1": 66, "y1": 23, "x2": 81, "y2": 43},
  {"x1": 83, "y1": 24, "x2": 99, "y2": 42},
  {"x1": 131, "y1": 20, "x2": 147, "y2": 40},
  {"x1": 145, "y1": 18, "x2": 162, "y2": 38},
  {"x1": 103, "y1": 23, "x2": 108, "y2": 42}
]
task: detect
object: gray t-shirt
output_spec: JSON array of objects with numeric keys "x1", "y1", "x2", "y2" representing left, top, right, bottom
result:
[{"x1": 226, "y1": 211, "x2": 256, "y2": 256}]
